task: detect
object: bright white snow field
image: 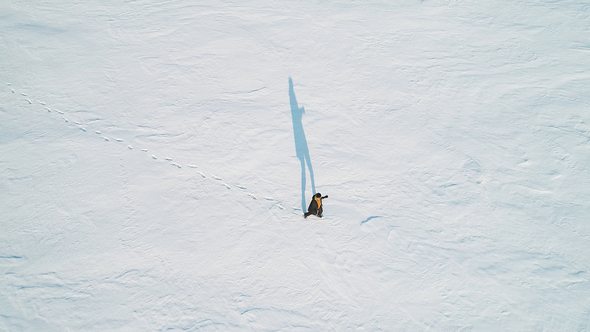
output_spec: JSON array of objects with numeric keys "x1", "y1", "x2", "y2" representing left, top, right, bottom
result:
[{"x1": 1, "y1": 0, "x2": 590, "y2": 330}]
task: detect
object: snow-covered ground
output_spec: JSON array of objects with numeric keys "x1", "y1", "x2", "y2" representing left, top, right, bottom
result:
[{"x1": 2, "y1": 0, "x2": 590, "y2": 330}]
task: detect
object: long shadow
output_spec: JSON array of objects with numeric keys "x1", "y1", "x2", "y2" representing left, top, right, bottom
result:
[{"x1": 289, "y1": 77, "x2": 316, "y2": 211}]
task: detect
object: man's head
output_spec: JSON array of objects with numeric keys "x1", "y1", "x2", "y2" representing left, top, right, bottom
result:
[{"x1": 315, "y1": 193, "x2": 321, "y2": 198}]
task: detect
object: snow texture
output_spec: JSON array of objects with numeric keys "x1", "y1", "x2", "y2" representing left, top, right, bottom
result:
[{"x1": 1, "y1": 0, "x2": 590, "y2": 330}]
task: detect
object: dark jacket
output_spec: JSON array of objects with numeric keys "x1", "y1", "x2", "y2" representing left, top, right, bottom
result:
[{"x1": 307, "y1": 195, "x2": 328, "y2": 214}]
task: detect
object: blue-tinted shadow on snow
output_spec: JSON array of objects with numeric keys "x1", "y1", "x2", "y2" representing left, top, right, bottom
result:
[
  {"x1": 361, "y1": 216, "x2": 381, "y2": 225},
  {"x1": 289, "y1": 77, "x2": 316, "y2": 211}
]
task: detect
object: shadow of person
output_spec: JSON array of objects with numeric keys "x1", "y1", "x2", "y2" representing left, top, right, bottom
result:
[{"x1": 289, "y1": 77, "x2": 316, "y2": 212}]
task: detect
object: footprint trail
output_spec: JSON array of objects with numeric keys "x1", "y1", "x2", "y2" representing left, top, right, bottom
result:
[{"x1": 7, "y1": 84, "x2": 285, "y2": 213}]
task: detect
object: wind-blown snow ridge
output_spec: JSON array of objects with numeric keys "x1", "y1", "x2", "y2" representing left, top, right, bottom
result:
[{"x1": 6, "y1": 84, "x2": 283, "y2": 211}]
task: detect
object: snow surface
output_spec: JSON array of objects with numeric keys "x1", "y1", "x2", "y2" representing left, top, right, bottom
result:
[{"x1": 2, "y1": 0, "x2": 590, "y2": 330}]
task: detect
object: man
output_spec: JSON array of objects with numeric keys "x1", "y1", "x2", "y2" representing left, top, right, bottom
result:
[{"x1": 304, "y1": 193, "x2": 328, "y2": 218}]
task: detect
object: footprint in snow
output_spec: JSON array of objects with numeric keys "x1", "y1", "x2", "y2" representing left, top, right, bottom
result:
[
  {"x1": 21, "y1": 92, "x2": 27, "y2": 96},
  {"x1": 236, "y1": 185, "x2": 247, "y2": 190},
  {"x1": 128, "y1": 145, "x2": 133, "y2": 150},
  {"x1": 95, "y1": 131, "x2": 101, "y2": 135},
  {"x1": 80, "y1": 127, "x2": 87, "y2": 132},
  {"x1": 45, "y1": 107, "x2": 51, "y2": 112},
  {"x1": 152, "y1": 155, "x2": 157, "y2": 160},
  {"x1": 188, "y1": 165, "x2": 198, "y2": 168},
  {"x1": 222, "y1": 183, "x2": 231, "y2": 189},
  {"x1": 102, "y1": 137, "x2": 109, "y2": 141},
  {"x1": 214, "y1": 176, "x2": 222, "y2": 181},
  {"x1": 165, "y1": 157, "x2": 173, "y2": 161},
  {"x1": 116, "y1": 138, "x2": 123, "y2": 142},
  {"x1": 264, "y1": 197, "x2": 274, "y2": 201},
  {"x1": 171, "y1": 163, "x2": 181, "y2": 168},
  {"x1": 25, "y1": 99, "x2": 32, "y2": 104},
  {"x1": 248, "y1": 193, "x2": 257, "y2": 200}
]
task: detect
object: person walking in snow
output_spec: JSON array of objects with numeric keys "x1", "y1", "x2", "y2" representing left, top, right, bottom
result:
[{"x1": 304, "y1": 193, "x2": 328, "y2": 218}]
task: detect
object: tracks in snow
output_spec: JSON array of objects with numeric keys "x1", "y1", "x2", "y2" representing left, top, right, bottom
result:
[{"x1": 6, "y1": 83, "x2": 286, "y2": 212}]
